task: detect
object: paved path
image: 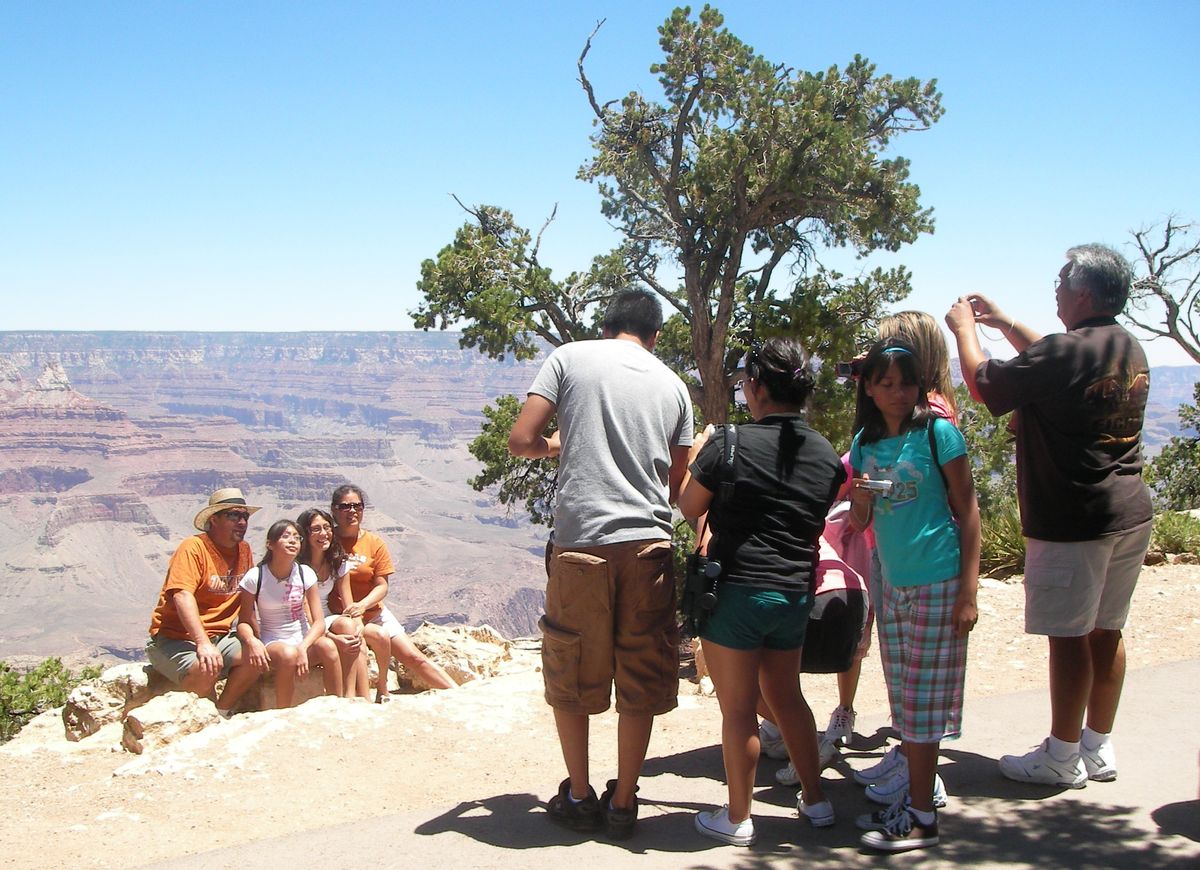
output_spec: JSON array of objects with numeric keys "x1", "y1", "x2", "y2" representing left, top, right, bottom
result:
[{"x1": 150, "y1": 659, "x2": 1200, "y2": 869}]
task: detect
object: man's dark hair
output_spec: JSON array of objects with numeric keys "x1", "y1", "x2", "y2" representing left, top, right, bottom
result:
[
  {"x1": 601, "y1": 289, "x2": 663, "y2": 343},
  {"x1": 1065, "y1": 244, "x2": 1133, "y2": 314}
]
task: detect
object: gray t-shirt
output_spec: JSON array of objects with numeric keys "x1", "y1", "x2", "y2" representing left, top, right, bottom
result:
[{"x1": 529, "y1": 339, "x2": 693, "y2": 548}]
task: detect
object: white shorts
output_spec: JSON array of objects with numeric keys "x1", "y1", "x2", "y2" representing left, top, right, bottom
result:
[
  {"x1": 368, "y1": 605, "x2": 406, "y2": 640},
  {"x1": 1023, "y1": 521, "x2": 1152, "y2": 637}
]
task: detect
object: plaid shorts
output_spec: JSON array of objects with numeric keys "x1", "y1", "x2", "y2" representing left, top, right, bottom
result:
[{"x1": 877, "y1": 576, "x2": 968, "y2": 744}]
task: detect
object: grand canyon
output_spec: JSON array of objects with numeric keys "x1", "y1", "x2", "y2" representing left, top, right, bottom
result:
[{"x1": 0, "y1": 331, "x2": 1195, "y2": 664}]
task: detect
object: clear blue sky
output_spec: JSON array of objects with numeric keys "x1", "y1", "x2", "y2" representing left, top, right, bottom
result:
[{"x1": 3, "y1": 1, "x2": 1197, "y2": 365}]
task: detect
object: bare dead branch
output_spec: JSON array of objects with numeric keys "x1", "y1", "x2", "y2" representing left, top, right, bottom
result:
[
  {"x1": 577, "y1": 20, "x2": 607, "y2": 120},
  {"x1": 530, "y1": 203, "x2": 559, "y2": 262}
]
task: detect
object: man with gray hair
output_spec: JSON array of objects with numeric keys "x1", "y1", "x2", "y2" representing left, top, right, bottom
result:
[{"x1": 946, "y1": 244, "x2": 1152, "y2": 789}]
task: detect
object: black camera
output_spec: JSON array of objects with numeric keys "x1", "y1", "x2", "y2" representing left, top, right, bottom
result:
[
  {"x1": 682, "y1": 552, "x2": 722, "y2": 633},
  {"x1": 835, "y1": 359, "x2": 863, "y2": 379}
]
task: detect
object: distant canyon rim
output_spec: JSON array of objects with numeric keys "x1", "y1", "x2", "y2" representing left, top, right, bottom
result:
[{"x1": 0, "y1": 331, "x2": 1195, "y2": 665}]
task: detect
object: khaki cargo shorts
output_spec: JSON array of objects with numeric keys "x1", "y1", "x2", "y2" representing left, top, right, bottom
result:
[{"x1": 539, "y1": 538, "x2": 679, "y2": 716}]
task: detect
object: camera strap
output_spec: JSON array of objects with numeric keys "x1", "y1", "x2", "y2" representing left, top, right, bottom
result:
[{"x1": 695, "y1": 424, "x2": 739, "y2": 547}]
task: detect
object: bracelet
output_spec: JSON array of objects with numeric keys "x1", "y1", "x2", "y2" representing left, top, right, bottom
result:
[{"x1": 1004, "y1": 316, "x2": 1015, "y2": 336}]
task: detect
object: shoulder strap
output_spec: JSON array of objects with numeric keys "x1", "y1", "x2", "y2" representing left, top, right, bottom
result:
[
  {"x1": 254, "y1": 565, "x2": 263, "y2": 601},
  {"x1": 928, "y1": 418, "x2": 950, "y2": 490},
  {"x1": 693, "y1": 424, "x2": 739, "y2": 551},
  {"x1": 716, "y1": 424, "x2": 738, "y2": 508}
]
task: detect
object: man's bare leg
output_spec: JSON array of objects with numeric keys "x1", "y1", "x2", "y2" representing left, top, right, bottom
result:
[{"x1": 554, "y1": 709, "x2": 591, "y2": 799}]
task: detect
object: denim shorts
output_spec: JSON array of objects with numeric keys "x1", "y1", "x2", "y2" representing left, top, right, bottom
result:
[{"x1": 700, "y1": 583, "x2": 812, "y2": 651}]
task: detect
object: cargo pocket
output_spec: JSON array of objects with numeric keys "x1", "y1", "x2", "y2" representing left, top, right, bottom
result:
[
  {"x1": 635, "y1": 542, "x2": 680, "y2": 690},
  {"x1": 538, "y1": 615, "x2": 582, "y2": 706}
]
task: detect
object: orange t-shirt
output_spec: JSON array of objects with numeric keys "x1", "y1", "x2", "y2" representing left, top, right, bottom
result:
[
  {"x1": 148, "y1": 534, "x2": 254, "y2": 640},
  {"x1": 338, "y1": 530, "x2": 395, "y2": 621}
]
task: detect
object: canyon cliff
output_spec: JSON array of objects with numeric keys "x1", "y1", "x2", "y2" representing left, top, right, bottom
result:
[{"x1": 0, "y1": 332, "x2": 548, "y2": 661}]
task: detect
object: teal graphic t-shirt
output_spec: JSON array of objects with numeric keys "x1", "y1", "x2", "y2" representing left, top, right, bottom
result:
[{"x1": 849, "y1": 418, "x2": 966, "y2": 587}]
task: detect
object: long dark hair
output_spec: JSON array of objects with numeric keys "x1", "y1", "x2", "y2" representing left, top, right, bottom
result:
[
  {"x1": 260, "y1": 519, "x2": 302, "y2": 572},
  {"x1": 853, "y1": 337, "x2": 933, "y2": 446},
  {"x1": 296, "y1": 508, "x2": 347, "y2": 577}
]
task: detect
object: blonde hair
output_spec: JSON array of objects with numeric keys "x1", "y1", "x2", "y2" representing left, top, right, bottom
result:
[{"x1": 878, "y1": 310, "x2": 957, "y2": 418}]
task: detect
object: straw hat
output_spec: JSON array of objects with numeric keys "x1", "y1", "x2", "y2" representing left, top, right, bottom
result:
[{"x1": 193, "y1": 487, "x2": 262, "y2": 531}]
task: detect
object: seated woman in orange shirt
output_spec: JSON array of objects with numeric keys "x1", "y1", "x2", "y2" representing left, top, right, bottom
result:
[{"x1": 330, "y1": 484, "x2": 456, "y2": 700}]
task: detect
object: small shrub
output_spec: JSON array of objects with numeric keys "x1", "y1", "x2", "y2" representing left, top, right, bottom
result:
[
  {"x1": 1151, "y1": 511, "x2": 1200, "y2": 556},
  {"x1": 0, "y1": 657, "x2": 101, "y2": 743},
  {"x1": 980, "y1": 497, "x2": 1025, "y2": 577}
]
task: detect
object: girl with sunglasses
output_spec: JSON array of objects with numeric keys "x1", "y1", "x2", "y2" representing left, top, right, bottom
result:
[{"x1": 330, "y1": 484, "x2": 456, "y2": 700}]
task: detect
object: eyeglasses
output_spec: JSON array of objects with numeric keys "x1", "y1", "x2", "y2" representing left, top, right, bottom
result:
[
  {"x1": 308, "y1": 524, "x2": 333, "y2": 536},
  {"x1": 334, "y1": 502, "x2": 364, "y2": 512},
  {"x1": 218, "y1": 511, "x2": 251, "y2": 522},
  {"x1": 277, "y1": 532, "x2": 304, "y2": 543}
]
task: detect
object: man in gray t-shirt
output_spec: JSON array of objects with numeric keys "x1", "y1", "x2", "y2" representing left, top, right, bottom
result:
[{"x1": 509, "y1": 289, "x2": 692, "y2": 838}]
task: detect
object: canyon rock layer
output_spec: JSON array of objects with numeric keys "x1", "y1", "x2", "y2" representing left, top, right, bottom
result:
[
  {"x1": 0, "y1": 332, "x2": 547, "y2": 661},
  {"x1": 0, "y1": 331, "x2": 1195, "y2": 664}
]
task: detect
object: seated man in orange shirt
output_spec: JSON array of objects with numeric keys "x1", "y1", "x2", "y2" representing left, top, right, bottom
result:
[{"x1": 145, "y1": 488, "x2": 264, "y2": 716}]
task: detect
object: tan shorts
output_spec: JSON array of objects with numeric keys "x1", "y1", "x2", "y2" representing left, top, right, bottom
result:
[
  {"x1": 539, "y1": 538, "x2": 679, "y2": 716},
  {"x1": 1023, "y1": 521, "x2": 1152, "y2": 637}
]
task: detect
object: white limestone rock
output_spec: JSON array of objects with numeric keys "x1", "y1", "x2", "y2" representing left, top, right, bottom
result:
[
  {"x1": 121, "y1": 692, "x2": 220, "y2": 755},
  {"x1": 62, "y1": 663, "x2": 152, "y2": 742}
]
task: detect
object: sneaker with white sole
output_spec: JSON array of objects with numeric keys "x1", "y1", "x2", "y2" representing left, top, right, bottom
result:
[
  {"x1": 860, "y1": 807, "x2": 939, "y2": 853},
  {"x1": 1081, "y1": 739, "x2": 1117, "y2": 782},
  {"x1": 824, "y1": 704, "x2": 856, "y2": 746},
  {"x1": 695, "y1": 806, "x2": 756, "y2": 846},
  {"x1": 797, "y1": 796, "x2": 835, "y2": 828},
  {"x1": 758, "y1": 719, "x2": 788, "y2": 760},
  {"x1": 856, "y1": 795, "x2": 910, "y2": 832},
  {"x1": 866, "y1": 769, "x2": 948, "y2": 808},
  {"x1": 852, "y1": 745, "x2": 906, "y2": 786},
  {"x1": 999, "y1": 739, "x2": 1087, "y2": 788},
  {"x1": 775, "y1": 739, "x2": 838, "y2": 785}
]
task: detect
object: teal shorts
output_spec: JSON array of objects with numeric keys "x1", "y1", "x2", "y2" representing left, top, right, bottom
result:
[
  {"x1": 145, "y1": 629, "x2": 241, "y2": 684},
  {"x1": 700, "y1": 583, "x2": 813, "y2": 651}
]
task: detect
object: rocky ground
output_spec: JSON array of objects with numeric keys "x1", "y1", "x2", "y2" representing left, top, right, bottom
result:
[{"x1": 1, "y1": 563, "x2": 1197, "y2": 869}]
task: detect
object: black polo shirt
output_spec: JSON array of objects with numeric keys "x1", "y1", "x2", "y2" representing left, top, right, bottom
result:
[{"x1": 974, "y1": 317, "x2": 1152, "y2": 541}]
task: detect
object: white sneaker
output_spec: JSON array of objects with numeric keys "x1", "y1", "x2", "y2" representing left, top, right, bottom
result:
[
  {"x1": 852, "y1": 745, "x2": 906, "y2": 786},
  {"x1": 775, "y1": 739, "x2": 838, "y2": 785},
  {"x1": 1081, "y1": 738, "x2": 1117, "y2": 782},
  {"x1": 824, "y1": 705, "x2": 856, "y2": 746},
  {"x1": 866, "y1": 769, "x2": 947, "y2": 808},
  {"x1": 695, "y1": 806, "x2": 756, "y2": 846},
  {"x1": 758, "y1": 719, "x2": 788, "y2": 760},
  {"x1": 797, "y1": 797, "x2": 835, "y2": 828},
  {"x1": 999, "y1": 739, "x2": 1087, "y2": 788}
]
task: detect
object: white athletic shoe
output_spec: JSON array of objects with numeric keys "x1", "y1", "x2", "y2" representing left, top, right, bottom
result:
[
  {"x1": 775, "y1": 739, "x2": 838, "y2": 785},
  {"x1": 852, "y1": 745, "x2": 906, "y2": 786},
  {"x1": 824, "y1": 704, "x2": 857, "y2": 746},
  {"x1": 999, "y1": 739, "x2": 1087, "y2": 788},
  {"x1": 1081, "y1": 737, "x2": 1118, "y2": 782},
  {"x1": 695, "y1": 806, "x2": 756, "y2": 846},
  {"x1": 758, "y1": 719, "x2": 788, "y2": 760}
]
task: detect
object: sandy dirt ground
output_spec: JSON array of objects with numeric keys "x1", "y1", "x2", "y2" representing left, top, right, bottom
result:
[{"x1": 1, "y1": 563, "x2": 1197, "y2": 869}]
